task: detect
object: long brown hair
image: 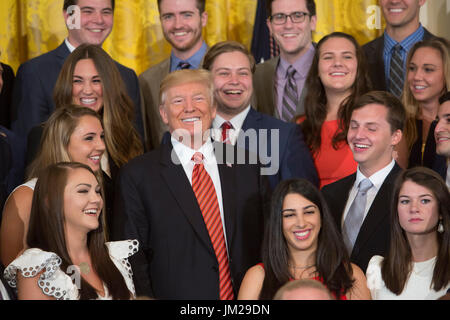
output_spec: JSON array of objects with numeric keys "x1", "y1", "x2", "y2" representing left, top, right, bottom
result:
[
  {"x1": 27, "y1": 162, "x2": 132, "y2": 299},
  {"x1": 381, "y1": 167, "x2": 450, "y2": 294},
  {"x1": 53, "y1": 44, "x2": 143, "y2": 168},
  {"x1": 402, "y1": 37, "x2": 450, "y2": 149},
  {"x1": 302, "y1": 32, "x2": 372, "y2": 152},
  {"x1": 259, "y1": 179, "x2": 354, "y2": 300}
]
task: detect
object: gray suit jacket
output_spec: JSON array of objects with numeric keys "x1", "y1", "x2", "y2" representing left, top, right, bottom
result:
[
  {"x1": 253, "y1": 56, "x2": 309, "y2": 120},
  {"x1": 139, "y1": 58, "x2": 170, "y2": 150}
]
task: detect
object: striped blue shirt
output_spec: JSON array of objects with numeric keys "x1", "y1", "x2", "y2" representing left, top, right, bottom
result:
[
  {"x1": 383, "y1": 24, "x2": 425, "y2": 88},
  {"x1": 170, "y1": 41, "x2": 208, "y2": 72}
]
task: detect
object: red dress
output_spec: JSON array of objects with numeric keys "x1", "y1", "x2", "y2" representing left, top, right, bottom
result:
[
  {"x1": 313, "y1": 120, "x2": 357, "y2": 189},
  {"x1": 256, "y1": 263, "x2": 347, "y2": 300}
]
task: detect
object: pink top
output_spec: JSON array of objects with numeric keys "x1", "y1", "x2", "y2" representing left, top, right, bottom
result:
[{"x1": 313, "y1": 120, "x2": 357, "y2": 189}]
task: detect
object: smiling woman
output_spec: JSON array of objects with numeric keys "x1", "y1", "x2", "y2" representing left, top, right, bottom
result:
[{"x1": 237, "y1": 178, "x2": 371, "y2": 300}]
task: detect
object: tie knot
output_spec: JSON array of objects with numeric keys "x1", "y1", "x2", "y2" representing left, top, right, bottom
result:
[
  {"x1": 221, "y1": 121, "x2": 233, "y2": 131},
  {"x1": 393, "y1": 44, "x2": 402, "y2": 53},
  {"x1": 358, "y1": 178, "x2": 373, "y2": 194},
  {"x1": 178, "y1": 61, "x2": 191, "y2": 70},
  {"x1": 191, "y1": 152, "x2": 204, "y2": 164},
  {"x1": 286, "y1": 65, "x2": 296, "y2": 78}
]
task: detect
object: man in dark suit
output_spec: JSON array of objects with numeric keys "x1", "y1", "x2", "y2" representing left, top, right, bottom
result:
[
  {"x1": 322, "y1": 91, "x2": 406, "y2": 272},
  {"x1": 363, "y1": 0, "x2": 435, "y2": 96},
  {"x1": 0, "y1": 62, "x2": 15, "y2": 128},
  {"x1": 203, "y1": 40, "x2": 318, "y2": 190},
  {"x1": 113, "y1": 69, "x2": 269, "y2": 299},
  {"x1": 139, "y1": 0, "x2": 209, "y2": 150},
  {"x1": 435, "y1": 91, "x2": 450, "y2": 188},
  {"x1": 253, "y1": 0, "x2": 317, "y2": 121},
  {"x1": 11, "y1": 0, "x2": 143, "y2": 141}
]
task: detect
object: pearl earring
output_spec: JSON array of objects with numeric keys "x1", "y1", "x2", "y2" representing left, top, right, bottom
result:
[{"x1": 438, "y1": 220, "x2": 444, "y2": 234}]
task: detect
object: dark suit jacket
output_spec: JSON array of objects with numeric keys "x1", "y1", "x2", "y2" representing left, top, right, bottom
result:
[
  {"x1": 321, "y1": 163, "x2": 403, "y2": 272},
  {"x1": 362, "y1": 28, "x2": 436, "y2": 91},
  {"x1": 238, "y1": 107, "x2": 318, "y2": 189},
  {"x1": 0, "y1": 63, "x2": 15, "y2": 129},
  {"x1": 112, "y1": 140, "x2": 270, "y2": 299},
  {"x1": 10, "y1": 42, "x2": 144, "y2": 140}
]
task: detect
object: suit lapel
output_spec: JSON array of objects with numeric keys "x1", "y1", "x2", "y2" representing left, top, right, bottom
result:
[
  {"x1": 159, "y1": 142, "x2": 215, "y2": 256},
  {"x1": 352, "y1": 164, "x2": 401, "y2": 258}
]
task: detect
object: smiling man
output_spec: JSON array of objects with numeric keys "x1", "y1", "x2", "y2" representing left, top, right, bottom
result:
[
  {"x1": 139, "y1": 0, "x2": 208, "y2": 150},
  {"x1": 11, "y1": 0, "x2": 143, "y2": 144},
  {"x1": 203, "y1": 40, "x2": 318, "y2": 190},
  {"x1": 321, "y1": 91, "x2": 406, "y2": 272},
  {"x1": 363, "y1": 0, "x2": 435, "y2": 97},
  {"x1": 253, "y1": 0, "x2": 317, "y2": 122},
  {"x1": 113, "y1": 69, "x2": 269, "y2": 299}
]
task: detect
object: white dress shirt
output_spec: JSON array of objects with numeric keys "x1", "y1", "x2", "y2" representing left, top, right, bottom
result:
[
  {"x1": 212, "y1": 106, "x2": 251, "y2": 145},
  {"x1": 65, "y1": 38, "x2": 76, "y2": 53},
  {"x1": 341, "y1": 159, "x2": 396, "y2": 227},
  {"x1": 171, "y1": 137, "x2": 229, "y2": 248}
]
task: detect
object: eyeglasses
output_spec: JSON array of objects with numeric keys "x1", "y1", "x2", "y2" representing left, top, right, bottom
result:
[{"x1": 269, "y1": 11, "x2": 311, "y2": 25}]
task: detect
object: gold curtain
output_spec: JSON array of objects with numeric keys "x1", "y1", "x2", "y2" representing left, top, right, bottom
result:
[{"x1": 0, "y1": 0, "x2": 382, "y2": 75}]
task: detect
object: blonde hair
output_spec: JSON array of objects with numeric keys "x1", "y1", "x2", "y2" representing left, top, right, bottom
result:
[
  {"x1": 159, "y1": 69, "x2": 215, "y2": 108},
  {"x1": 402, "y1": 37, "x2": 450, "y2": 149},
  {"x1": 27, "y1": 106, "x2": 102, "y2": 179}
]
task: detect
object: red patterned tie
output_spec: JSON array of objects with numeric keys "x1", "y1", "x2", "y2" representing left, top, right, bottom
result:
[
  {"x1": 191, "y1": 152, "x2": 234, "y2": 300},
  {"x1": 221, "y1": 121, "x2": 233, "y2": 144}
]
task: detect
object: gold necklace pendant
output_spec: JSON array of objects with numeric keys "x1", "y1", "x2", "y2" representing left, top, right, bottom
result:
[{"x1": 79, "y1": 262, "x2": 91, "y2": 275}]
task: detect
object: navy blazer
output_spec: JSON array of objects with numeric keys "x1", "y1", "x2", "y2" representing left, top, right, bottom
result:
[
  {"x1": 112, "y1": 140, "x2": 270, "y2": 299},
  {"x1": 10, "y1": 42, "x2": 144, "y2": 140},
  {"x1": 321, "y1": 163, "x2": 403, "y2": 272},
  {"x1": 238, "y1": 107, "x2": 318, "y2": 189},
  {"x1": 363, "y1": 28, "x2": 436, "y2": 91},
  {"x1": 0, "y1": 63, "x2": 15, "y2": 129}
]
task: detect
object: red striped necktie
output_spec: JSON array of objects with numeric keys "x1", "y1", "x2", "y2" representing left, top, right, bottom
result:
[
  {"x1": 221, "y1": 121, "x2": 233, "y2": 144},
  {"x1": 191, "y1": 152, "x2": 234, "y2": 300}
]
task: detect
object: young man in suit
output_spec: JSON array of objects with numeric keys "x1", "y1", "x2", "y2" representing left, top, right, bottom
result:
[
  {"x1": 435, "y1": 91, "x2": 450, "y2": 188},
  {"x1": 321, "y1": 91, "x2": 406, "y2": 272},
  {"x1": 203, "y1": 40, "x2": 318, "y2": 190},
  {"x1": 11, "y1": 0, "x2": 144, "y2": 141},
  {"x1": 139, "y1": 0, "x2": 208, "y2": 150},
  {"x1": 113, "y1": 69, "x2": 269, "y2": 299},
  {"x1": 253, "y1": 0, "x2": 317, "y2": 121},
  {"x1": 363, "y1": 0, "x2": 435, "y2": 97}
]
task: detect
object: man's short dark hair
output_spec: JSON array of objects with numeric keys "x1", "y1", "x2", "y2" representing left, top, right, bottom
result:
[
  {"x1": 63, "y1": 0, "x2": 115, "y2": 11},
  {"x1": 439, "y1": 92, "x2": 450, "y2": 105},
  {"x1": 157, "y1": 0, "x2": 206, "y2": 14},
  {"x1": 351, "y1": 91, "x2": 406, "y2": 134},
  {"x1": 266, "y1": 0, "x2": 316, "y2": 18}
]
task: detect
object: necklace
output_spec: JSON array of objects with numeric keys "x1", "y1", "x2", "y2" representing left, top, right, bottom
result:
[{"x1": 290, "y1": 264, "x2": 315, "y2": 270}]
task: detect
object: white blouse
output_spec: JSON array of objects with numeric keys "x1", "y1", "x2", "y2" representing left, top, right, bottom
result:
[
  {"x1": 3, "y1": 240, "x2": 139, "y2": 300},
  {"x1": 366, "y1": 255, "x2": 450, "y2": 300}
]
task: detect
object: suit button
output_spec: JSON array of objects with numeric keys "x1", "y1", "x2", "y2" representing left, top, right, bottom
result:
[{"x1": 212, "y1": 266, "x2": 218, "y2": 272}]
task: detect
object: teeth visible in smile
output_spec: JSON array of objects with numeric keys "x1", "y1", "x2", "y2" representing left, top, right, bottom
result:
[
  {"x1": 390, "y1": 9, "x2": 404, "y2": 13},
  {"x1": 294, "y1": 231, "x2": 309, "y2": 237},
  {"x1": 174, "y1": 32, "x2": 188, "y2": 36},
  {"x1": 331, "y1": 72, "x2": 346, "y2": 76},
  {"x1": 90, "y1": 29, "x2": 103, "y2": 33},
  {"x1": 355, "y1": 144, "x2": 369, "y2": 149},
  {"x1": 90, "y1": 156, "x2": 100, "y2": 161},
  {"x1": 84, "y1": 209, "x2": 98, "y2": 214},
  {"x1": 81, "y1": 98, "x2": 96, "y2": 104},
  {"x1": 182, "y1": 117, "x2": 200, "y2": 122},
  {"x1": 414, "y1": 86, "x2": 426, "y2": 90},
  {"x1": 282, "y1": 33, "x2": 297, "y2": 38},
  {"x1": 225, "y1": 90, "x2": 242, "y2": 94}
]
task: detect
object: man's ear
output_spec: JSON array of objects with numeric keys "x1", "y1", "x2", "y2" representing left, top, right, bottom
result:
[
  {"x1": 159, "y1": 105, "x2": 169, "y2": 125},
  {"x1": 391, "y1": 129, "x2": 403, "y2": 146},
  {"x1": 201, "y1": 11, "x2": 208, "y2": 28}
]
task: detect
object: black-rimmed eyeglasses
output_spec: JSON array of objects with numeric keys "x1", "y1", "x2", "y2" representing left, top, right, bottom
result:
[{"x1": 269, "y1": 11, "x2": 311, "y2": 25}]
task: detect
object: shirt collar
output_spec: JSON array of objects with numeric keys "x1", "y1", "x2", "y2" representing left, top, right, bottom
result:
[
  {"x1": 384, "y1": 24, "x2": 425, "y2": 53},
  {"x1": 65, "y1": 38, "x2": 76, "y2": 53},
  {"x1": 355, "y1": 159, "x2": 396, "y2": 191},
  {"x1": 171, "y1": 135, "x2": 216, "y2": 166},
  {"x1": 212, "y1": 106, "x2": 251, "y2": 143},
  {"x1": 278, "y1": 44, "x2": 315, "y2": 79},
  {"x1": 170, "y1": 41, "x2": 208, "y2": 71}
]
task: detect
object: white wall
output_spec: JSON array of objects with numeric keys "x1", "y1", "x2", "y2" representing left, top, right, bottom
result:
[{"x1": 420, "y1": 0, "x2": 450, "y2": 40}]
